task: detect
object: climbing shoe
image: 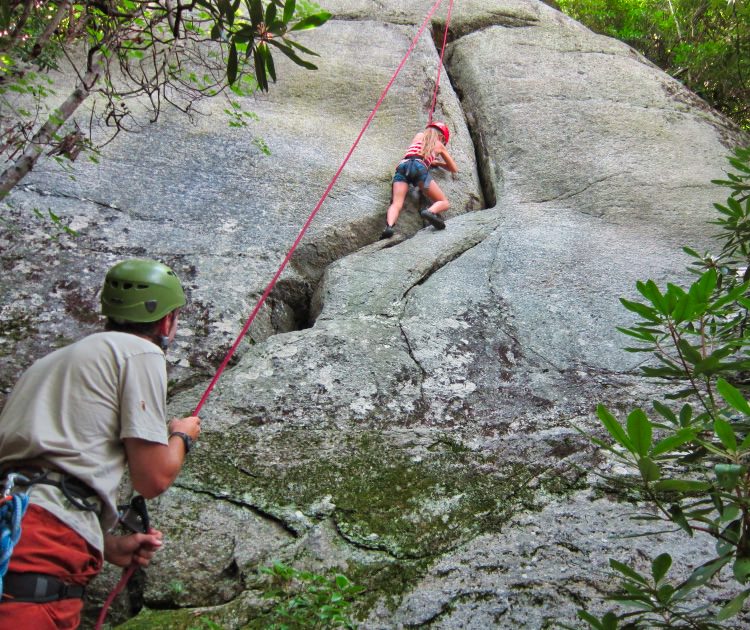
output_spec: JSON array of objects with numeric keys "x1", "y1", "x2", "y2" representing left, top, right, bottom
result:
[
  {"x1": 420, "y1": 209, "x2": 446, "y2": 230},
  {"x1": 380, "y1": 224, "x2": 395, "y2": 239}
]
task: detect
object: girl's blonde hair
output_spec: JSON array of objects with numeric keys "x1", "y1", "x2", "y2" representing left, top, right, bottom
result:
[{"x1": 421, "y1": 127, "x2": 442, "y2": 159}]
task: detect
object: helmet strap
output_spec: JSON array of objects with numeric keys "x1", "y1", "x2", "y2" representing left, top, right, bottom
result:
[{"x1": 158, "y1": 335, "x2": 171, "y2": 351}]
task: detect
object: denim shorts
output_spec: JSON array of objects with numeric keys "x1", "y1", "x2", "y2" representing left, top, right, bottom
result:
[{"x1": 393, "y1": 158, "x2": 433, "y2": 188}]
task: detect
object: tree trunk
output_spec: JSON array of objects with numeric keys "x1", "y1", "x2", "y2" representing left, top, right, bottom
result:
[{"x1": 0, "y1": 63, "x2": 101, "y2": 200}]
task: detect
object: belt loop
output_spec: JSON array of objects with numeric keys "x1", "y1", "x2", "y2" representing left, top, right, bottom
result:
[{"x1": 33, "y1": 576, "x2": 48, "y2": 601}]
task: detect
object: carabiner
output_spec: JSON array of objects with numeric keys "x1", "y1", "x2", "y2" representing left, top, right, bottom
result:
[{"x1": 3, "y1": 472, "x2": 30, "y2": 498}]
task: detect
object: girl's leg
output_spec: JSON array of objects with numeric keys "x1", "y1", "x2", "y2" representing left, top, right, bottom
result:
[
  {"x1": 386, "y1": 182, "x2": 409, "y2": 226},
  {"x1": 422, "y1": 180, "x2": 450, "y2": 215}
]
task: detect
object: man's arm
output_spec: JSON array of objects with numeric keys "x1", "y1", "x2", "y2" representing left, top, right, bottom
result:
[{"x1": 124, "y1": 415, "x2": 200, "y2": 498}]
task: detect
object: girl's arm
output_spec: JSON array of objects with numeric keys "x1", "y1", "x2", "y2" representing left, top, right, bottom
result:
[{"x1": 433, "y1": 144, "x2": 458, "y2": 173}]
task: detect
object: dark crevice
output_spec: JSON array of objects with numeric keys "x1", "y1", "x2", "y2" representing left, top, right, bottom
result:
[
  {"x1": 441, "y1": 46, "x2": 497, "y2": 210},
  {"x1": 174, "y1": 482, "x2": 301, "y2": 538},
  {"x1": 431, "y1": 15, "x2": 539, "y2": 48},
  {"x1": 19, "y1": 183, "x2": 125, "y2": 212},
  {"x1": 401, "y1": 237, "x2": 487, "y2": 301},
  {"x1": 399, "y1": 322, "x2": 427, "y2": 402}
]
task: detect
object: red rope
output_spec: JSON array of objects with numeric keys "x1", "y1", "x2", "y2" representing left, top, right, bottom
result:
[
  {"x1": 94, "y1": 564, "x2": 136, "y2": 629},
  {"x1": 428, "y1": 0, "x2": 454, "y2": 123},
  {"x1": 95, "y1": 2, "x2": 451, "y2": 626},
  {"x1": 192, "y1": 0, "x2": 446, "y2": 416}
]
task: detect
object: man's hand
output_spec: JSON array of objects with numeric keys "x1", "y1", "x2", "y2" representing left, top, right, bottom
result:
[
  {"x1": 168, "y1": 415, "x2": 201, "y2": 443},
  {"x1": 104, "y1": 528, "x2": 163, "y2": 568}
]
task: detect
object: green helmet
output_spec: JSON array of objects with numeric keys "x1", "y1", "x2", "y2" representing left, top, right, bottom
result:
[{"x1": 101, "y1": 259, "x2": 186, "y2": 323}]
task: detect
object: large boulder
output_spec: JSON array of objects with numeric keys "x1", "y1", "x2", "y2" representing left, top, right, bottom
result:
[{"x1": 1, "y1": 0, "x2": 747, "y2": 627}]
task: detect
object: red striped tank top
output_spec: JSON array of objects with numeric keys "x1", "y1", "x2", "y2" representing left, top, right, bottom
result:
[{"x1": 403, "y1": 140, "x2": 436, "y2": 168}]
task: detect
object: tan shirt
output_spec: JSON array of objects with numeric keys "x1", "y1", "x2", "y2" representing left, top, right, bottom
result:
[{"x1": 0, "y1": 331, "x2": 169, "y2": 552}]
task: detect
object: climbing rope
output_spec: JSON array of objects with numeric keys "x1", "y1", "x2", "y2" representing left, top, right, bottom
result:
[
  {"x1": 95, "y1": 564, "x2": 136, "y2": 629},
  {"x1": 192, "y1": 0, "x2": 452, "y2": 417},
  {"x1": 428, "y1": 0, "x2": 455, "y2": 124},
  {"x1": 95, "y1": 0, "x2": 455, "y2": 626},
  {"x1": 0, "y1": 492, "x2": 30, "y2": 598}
]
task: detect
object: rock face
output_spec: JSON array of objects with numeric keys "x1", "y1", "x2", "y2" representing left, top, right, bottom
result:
[{"x1": 1, "y1": 0, "x2": 748, "y2": 628}]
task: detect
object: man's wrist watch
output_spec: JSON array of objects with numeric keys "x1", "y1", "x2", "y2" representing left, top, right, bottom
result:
[{"x1": 170, "y1": 431, "x2": 193, "y2": 455}]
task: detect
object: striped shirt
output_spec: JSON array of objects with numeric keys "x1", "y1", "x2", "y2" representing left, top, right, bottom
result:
[{"x1": 403, "y1": 140, "x2": 436, "y2": 168}]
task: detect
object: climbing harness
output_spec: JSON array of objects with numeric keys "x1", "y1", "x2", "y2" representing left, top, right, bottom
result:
[
  {"x1": 97, "y1": 0, "x2": 458, "y2": 625},
  {"x1": 0, "y1": 468, "x2": 103, "y2": 602}
]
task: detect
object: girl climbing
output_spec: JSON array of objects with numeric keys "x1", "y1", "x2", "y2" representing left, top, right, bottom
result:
[{"x1": 381, "y1": 121, "x2": 458, "y2": 239}]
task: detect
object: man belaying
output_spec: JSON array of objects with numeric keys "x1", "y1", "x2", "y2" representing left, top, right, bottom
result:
[
  {"x1": 381, "y1": 121, "x2": 458, "y2": 239},
  {"x1": 0, "y1": 258, "x2": 201, "y2": 628}
]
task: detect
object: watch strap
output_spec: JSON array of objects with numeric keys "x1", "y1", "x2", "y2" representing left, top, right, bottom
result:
[{"x1": 169, "y1": 431, "x2": 193, "y2": 454}]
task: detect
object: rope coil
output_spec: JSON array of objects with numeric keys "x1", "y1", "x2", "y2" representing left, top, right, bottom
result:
[{"x1": 0, "y1": 493, "x2": 30, "y2": 598}]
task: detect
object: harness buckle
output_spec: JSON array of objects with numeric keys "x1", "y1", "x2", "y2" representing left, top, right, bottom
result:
[{"x1": 3, "y1": 473, "x2": 30, "y2": 499}]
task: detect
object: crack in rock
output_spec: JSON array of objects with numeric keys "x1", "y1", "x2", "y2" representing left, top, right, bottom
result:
[
  {"x1": 20, "y1": 183, "x2": 124, "y2": 212},
  {"x1": 530, "y1": 173, "x2": 619, "y2": 204},
  {"x1": 399, "y1": 320, "x2": 427, "y2": 400},
  {"x1": 174, "y1": 482, "x2": 301, "y2": 538}
]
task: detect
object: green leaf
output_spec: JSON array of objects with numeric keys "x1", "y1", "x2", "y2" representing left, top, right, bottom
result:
[
  {"x1": 679, "y1": 554, "x2": 731, "y2": 591},
  {"x1": 652, "y1": 479, "x2": 711, "y2": 492},
  {"x1": 651, "y1": 553, "x2": 672, "y2": 584},
  {"x1": 616, "y1": 326, "x2": 657, "y2": 342},
  {"x1": 668, "y1": 504, "x2": 693, "y2": 536},
  {"x1": 261, "y1": 43, "x2": 276, "y2": 82},
  {"x1": 652, "y1": 400, "x2": 677, "y2": 424},
  {"x1": 671, "y1": 291, "x2": 696, "y2": 323},
  {"x1": 637, "y1": 279, "x2": 668, "y2": 313},
  {"x1": 638, "y1": 456, "x2": 660, "y2": 482},
  {"x1": 610, "y1": 559, "x2": 648, "y2": 585},
  {"x1": 619, "y1": 298, "x2": 660, "y2": 322},
  {"x1": 249, "y1": 0, "x2": 263, "y2": 24},
  {"x1": 710, "y1": 280, "x2": 750, "y2": 310},
  {"x1": 253, "y1": 46, "x2": 268, "y2": 90},
  {"x1": 577, "y1": 610, "x2": 605, "y2": 630},
  {"x1": 693, "y1": 269, "x2": 718, "y2": 302},
  {"x1": 335, "y1": 574, "x2": 350, "y2": 589},
  {"x1": 285, "y1": 37, "x2": 320, "y2": 56},
  {"x1": 627, "y1": 408, "x2": 652, "y2": 456},
  {"x1": 734, "y1": 556, "x2": 750, "y2": 584},
  {"x1": 717, "y1": 588, "x2": 750, "y2": 620},
  {"x1": 656, "y1": 583, "x2": 675, "y2": 604},
  {"x1": 283, "y1": 0, "x2": 296, "y2": 23},
  {"x1": 265, "y1": 0, "x2": 276, "y2": 24},
  {"x1": 233, "y1": 23, "x2": 256, "y2": 44},
  {"x1": 596, "y1": 405, "x2": 634, "y2": 452},
  {"x1": 677, "y1": 339, "x2": 702, "y2": 365},
  {"x1": 716, "y1": 519, "x2": 740, "y2": 555},
  {"x1": 717, "y1": 378, "x2": 750, "y2": 415},
  {"x1": 682, "y1": 246, "x2": 702, "y2": 259},
  {"x1": 651, "y1": 428, "x2": 697, "y2": 456},
  {"x1": 714, "y1": 417, "x2": 738, "y2": 451},
  {"x1": 290, "y1": 11, "x2": 332, "y2": 31},
  {"x1": 715, "y1": 463, "x2": 743, "y2": 490},
  {"x1": 267, "y1": 38, "x2": 318, "y2": 69},
  {"x1": 678, "y1": 404, "x2": 693, "y2": 428},
  {"x1": 227, "y1": 41, "x2": 238, "y2": 84}
]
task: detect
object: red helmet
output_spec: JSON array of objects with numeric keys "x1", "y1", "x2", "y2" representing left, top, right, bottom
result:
[{"x1": 427, "y1": 121, "x2": 450, "y2": 144}]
